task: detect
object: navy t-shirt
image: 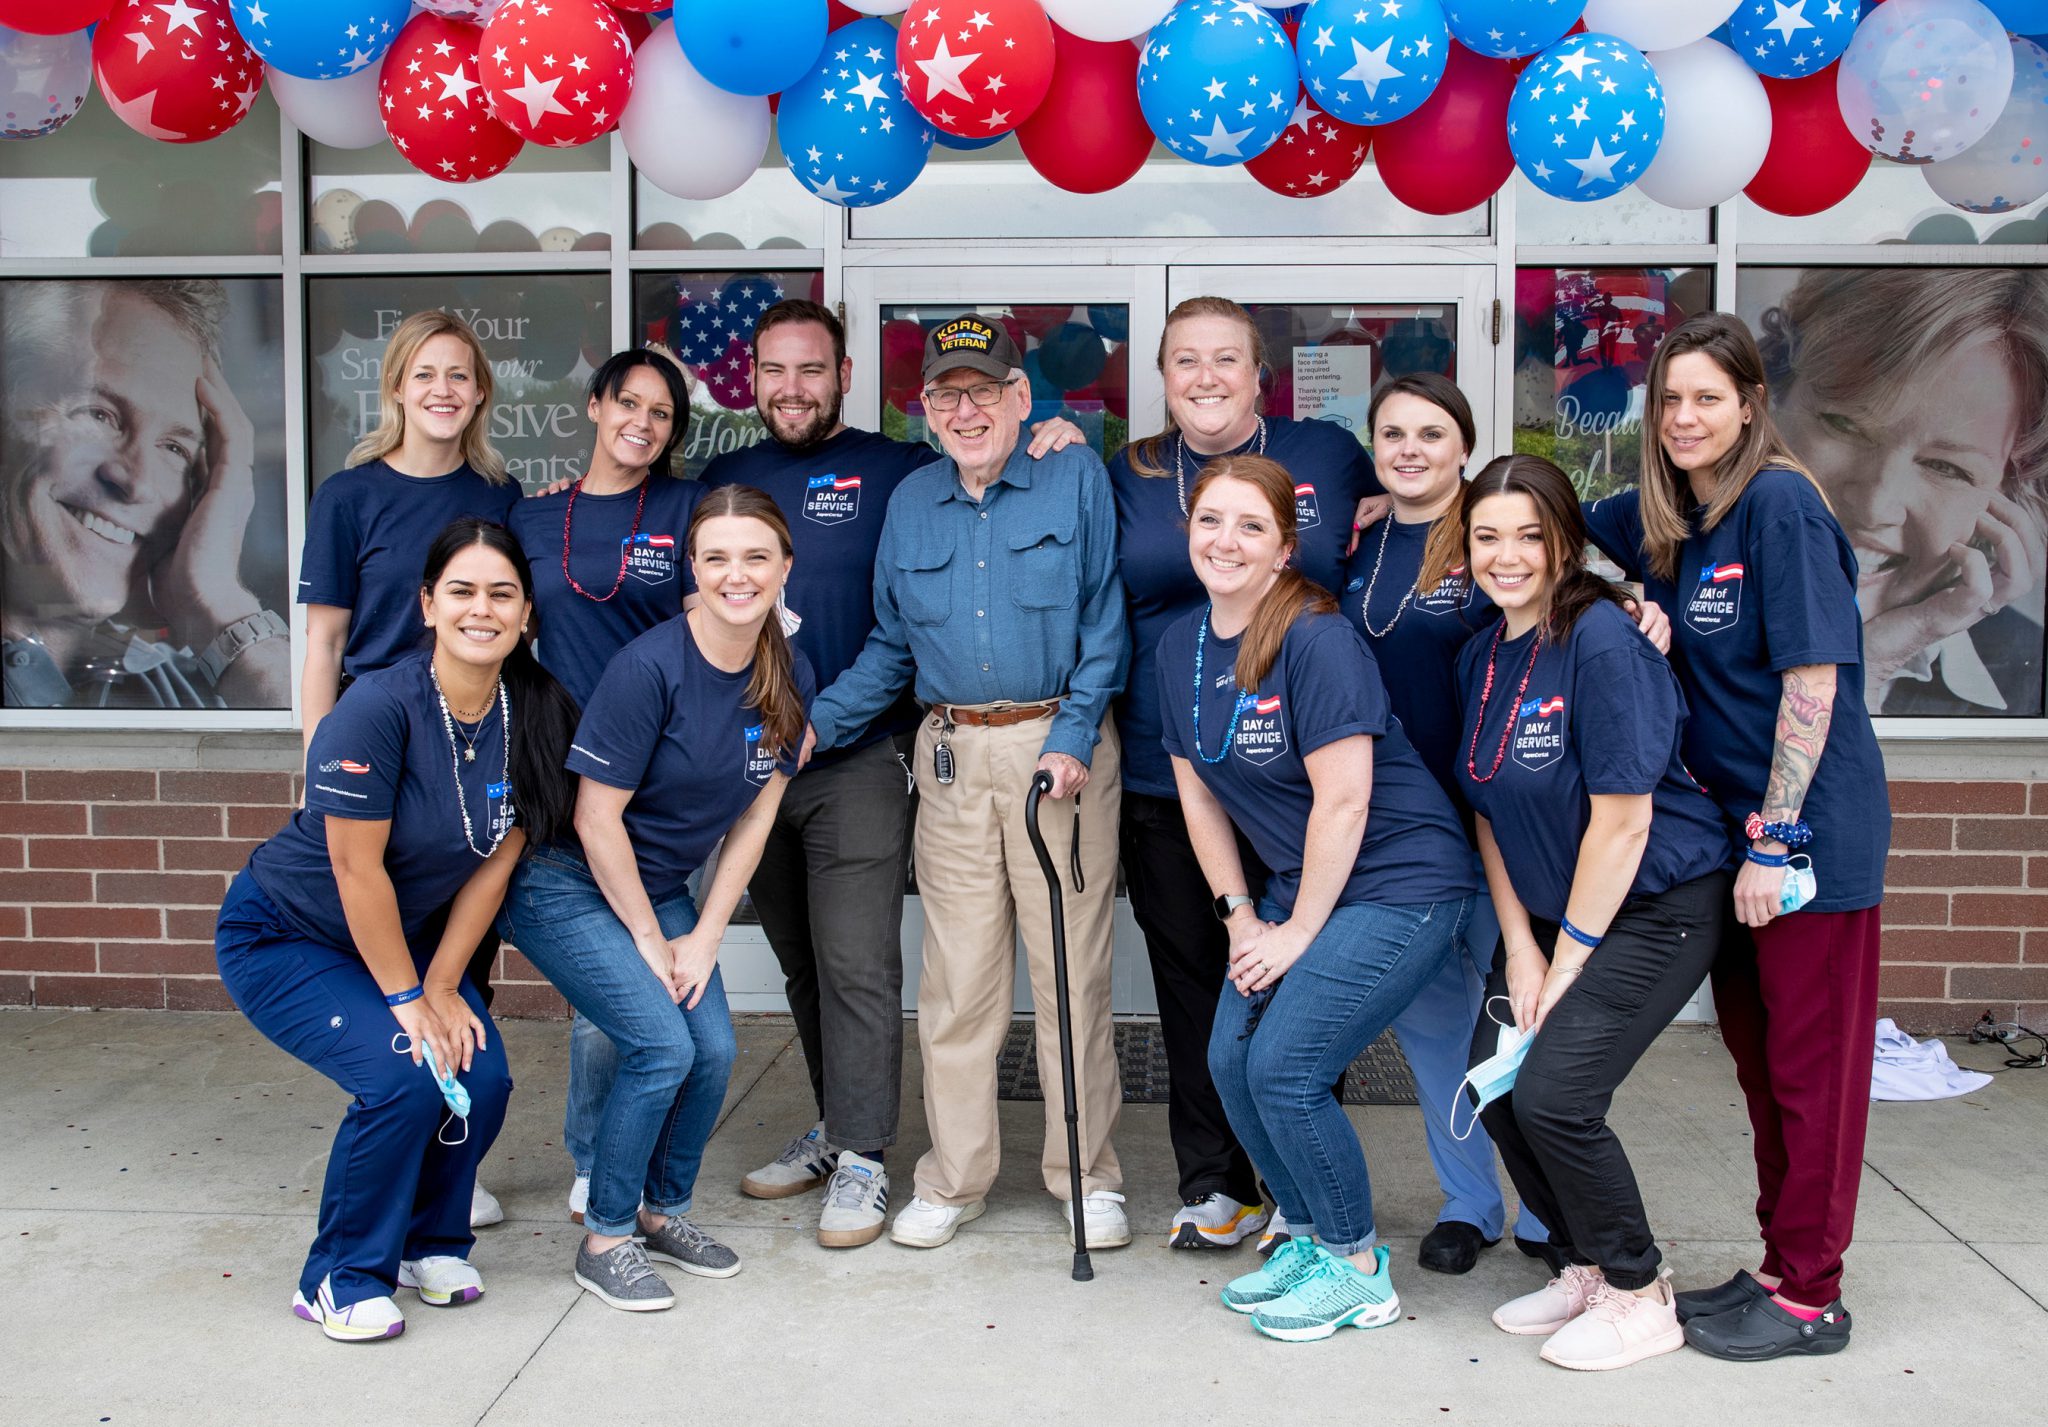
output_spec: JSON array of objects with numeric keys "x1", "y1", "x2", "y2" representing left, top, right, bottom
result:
[
  {"x1": 507, "y1": 476, "x2": 706, "y2": 708},
  {"x1": 247, "y1": 653, "x2": 516, "y2": 956},
  {"x1": 1157, "y1": 610, "x2": 1475, "y2": 916},
  {"x1": 703, "y1": 428, "x2": 936, "y2": 765},
  {"x1": 1111, "y1": 416, "x2": 1380, "y2": 798},
  {"x1": 564, "y1": 614, "x2": 817, "y2": 903},
  {"x1": 1583, "y1": 472, "x2": 1890, "y2": 912},
  {"x1": 300, "y1": 461, "x2": 521, "y2": 676},
  {"x1": 1454, "y1": 600, "x2": 1733, "y2": 925}
]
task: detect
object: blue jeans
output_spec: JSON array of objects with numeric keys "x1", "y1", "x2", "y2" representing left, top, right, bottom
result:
[
  {"x1": 1209, "y1": 895, "x2": 1471, "y2": 1257},
  {"x1": 503, "y1": 847, "x2": 736, "y2": 1238}
]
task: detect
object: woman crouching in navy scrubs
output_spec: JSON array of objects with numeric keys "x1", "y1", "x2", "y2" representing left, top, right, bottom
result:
[
  {"x1": 1426, "y1": 456, "x2": 1732, "y2": 1372},
  {"x1": 216, "y1": 518, "x2": 579, "y2": 1341},
  {"x1": 503, "y1": 485, "x2": 815, "y2": 1312},
  {"x1": 1159, "y1": 454, "x2": 1477, "y2": 1343}
]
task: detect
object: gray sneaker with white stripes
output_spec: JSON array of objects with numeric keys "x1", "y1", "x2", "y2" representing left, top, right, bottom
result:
[
  {"x1": 742, "y1": 1120, "x2": 839, "y2": 1199},
  {"x1": 817, "y1": 1152, "x2": 889, "y2": 1248}
]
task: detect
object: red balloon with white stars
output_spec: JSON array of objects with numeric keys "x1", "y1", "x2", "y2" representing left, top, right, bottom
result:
[
  {"x1": 478, "y1": 0, "x2": 633, "y2": 148},
  {"x1": 90, "y1": 0, "x2": 263, "y2": 144},
  {"x1": 895, "y1": 0, "x2": 1055, "y2": 138},
  {"x1": 701, "y1": 336, "x2": 758, "y2": 412},
  {"x1": 379, "y1": 12, "x2": 526, "y2": 183},
  {"x1": 1244, "y1": 89, "x2": 1371, "y2": 198}
]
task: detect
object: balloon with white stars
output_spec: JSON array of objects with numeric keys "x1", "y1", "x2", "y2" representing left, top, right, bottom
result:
[
  {"x1": 1507, "y1": 31, "x2": 1666, "y2": 201},
  {"x1": 230, "y1": 0, "x2": 409, "y2": 81},
  {"x1": 777, "y1": 16, "x2": 937, "y2": 207},
  {"x1": 478, "y1": 0, "x2": 635, "y2": 147},
  {"x1": 1135, "y1": 0, "x2": 1300, "y2": 168},
  {"x1": 1294, "y1": 0, "x2": 1448, "y2": 127},
  {"x1": 378, "y1": 8, "x2": 526, "y2": 181},
  {"x1": 1727, "y1": 0, "x2": 1856, "y2": 80},
  {"x1": 1442, "y1": 0, "x2": 1585, "y2": 61},
  {"x1": 895, "y1": 0, "x2": 1057, "y2": 138},
  {"x1": 92, "y1": 0, "x2": 265, "y2": 144},
  {"x1": 1244, "y1": 87, "x2": 1374, "y2": 194}
]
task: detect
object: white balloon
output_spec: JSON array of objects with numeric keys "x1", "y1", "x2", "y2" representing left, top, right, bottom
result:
[
  {"x1": 1637, "y1": 38, "x2": 1771, "y2": 211},
  {"x1": 1582, "y1": 0, "x2": 1739, "y2": 52},
  {"x1": 0, "y1": 25, "x2": 91, "y2": 141},
  {"x1": 414, "y1": 0, "x2": 508, "y2": 19},
  {"x1": 1042, "y1": 0, "x2": 1175, "y2": 43},
  {"x1": 840, "y1": 0, "x2": 911, "y2": 14},
  {"x1": 268, "y1": 64, "x2": 387, "y2": 150},
  {"x1": 621, "y1": 24, "x2": 770, "y2": 202},
  {"x1": 1927, "y1": 36, "x2": 2048, "y2": 214}
]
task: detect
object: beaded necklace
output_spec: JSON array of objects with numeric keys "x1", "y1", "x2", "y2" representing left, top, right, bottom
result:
[
  {"x1": 430, "y1": 662, "x2": 513, "y2": 859},
  {"x1": 1464, "y1": 620, "x2": 1542, "y2": 785},
  {"x1": 1358, "y1": 513, "x2": 1418, "y2": 638},
  {"x1": 561, "y1": 475, "x2": 648, "y2": 603},
  {"x1": 1191, "y1": 606, "x2": 1256, "y2": 764},
  {"x1": 1175, "y1": 417, "x2": 1267, "y2": 517}
]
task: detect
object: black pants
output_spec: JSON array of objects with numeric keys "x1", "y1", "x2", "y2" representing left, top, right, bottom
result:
[
  {"x1": 1120, "y1": 789, "x2": 1270, "y2": 1205},
  {"x1": 1473, "y1": 869, "x2": 1728, "y2": 1290},
  {"x1": 466, "y1": 931, "x2": 499, "y2": 1010}
]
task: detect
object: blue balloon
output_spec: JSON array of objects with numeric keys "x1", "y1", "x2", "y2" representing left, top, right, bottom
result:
[
  {"x1": 777, "y1": 18, "x2": 936, "y2": 208},
  {"x1": 1507, "y1": 33, "x2": 1666, "y2": 202},
  {"x1": 1037, "y1": 323, "x2": 1109, "y2": 391},
  {"x1": 676, "y1": 0, "x2": 828, "y2": 98},
  {"x1": 1989, "y1": 1, "x2": 2048, "y2": 30},
  {"x1": 1137, "y1": 0, "x2": 1300, "y2": 168},
  {"x1": 233, "y1": 0, "x2": 409, "y2": 81},
  {"x1": 671, "y1": 285, "x2": 736, "y2": 368},
  {"x1": 716, "y1": 274, "x2": 792, "y2": 332},
  {"x1": 1296, "y1": 0, "x2": 1448, "y2": 126},
  {"x1": 1442, "y1": 0, "x2": 1585, "y2": 59},
  {"x1": 1728, "y1": 0, "x2": 1858, "y2": 80},
  {"x1": 1086, "y1": 304, "x2": 1130, "y2": 344},
  {"x1": 934, "y1": 129, "x2": 1005, "y2": 151}
]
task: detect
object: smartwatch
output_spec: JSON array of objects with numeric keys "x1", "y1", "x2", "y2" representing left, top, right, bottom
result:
[{"x1": 1213, "y1": 893, "x2": 1255, "y2": 921}]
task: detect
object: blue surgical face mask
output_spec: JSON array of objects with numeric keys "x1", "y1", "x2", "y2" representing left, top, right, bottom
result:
[
  {"x1": 1780, "y1": 855, "x2": 1817, "y2": 915},
  {"x1": 393, "y1": 1033, "x2": 471, "y2": 1144},
  {"x1": 1450, "y1": 997, "x2": 1531, "y2": 1142}
]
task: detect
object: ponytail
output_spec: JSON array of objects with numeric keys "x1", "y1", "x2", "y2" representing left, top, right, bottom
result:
[{"x1": 1234, "y1": 572, "x2": 1338, "y2": 691}]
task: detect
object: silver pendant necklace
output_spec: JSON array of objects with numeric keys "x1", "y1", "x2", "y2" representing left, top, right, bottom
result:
[
  {"x1": 430, "y1": 663, "x2": 512, "y2": 859},
  {"x1": 1175, "y1": 416, "x2": 1267, "y2": 517}
]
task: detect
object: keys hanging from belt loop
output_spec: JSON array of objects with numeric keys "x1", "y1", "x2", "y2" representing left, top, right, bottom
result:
[
  {"x1": 1069, "y1": 790, "x2": 1084, "y2": 894},
  {"x1": 934, "y1": 712, "x2": 956, "y2": 786}
]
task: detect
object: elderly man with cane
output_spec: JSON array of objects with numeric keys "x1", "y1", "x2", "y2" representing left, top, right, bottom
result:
[{"x1": 804, "y1": 316, "x2": 1131, "y2": 1252}]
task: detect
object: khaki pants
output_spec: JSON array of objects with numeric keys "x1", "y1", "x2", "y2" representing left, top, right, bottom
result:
[{"x1": 909, "y1": 708, "x2": 1123, "y2": 1206}]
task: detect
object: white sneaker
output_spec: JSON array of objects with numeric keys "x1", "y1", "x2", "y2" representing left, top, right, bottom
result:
[
  {"x1": 742, "y1": 1121, "x2": 838, "y2": 1199},
  {"x1": 398, "y1": 1255, "x2": 484, "y2": 1306},
  {"x1": 1062, "y1": 1190, "x2": 1132, "y2": 1249},
  {"x1": 1169, "y1": 1192, "x2": 1270, "y2": 1250},
  {"x1": 470, "y1": 1180, "x2": 504, "y2": 1229},
  {"x1": 292, "y1": 1274, "x2": 404, "y2": 1342},
  {"x1": 568, "y1": 1174, "x2": 590, "y2": 1225},
  {"x1": 817, "y1": 1152, "x2": 889, "y2": 1249},
  {"x1": 1257, "y1": 1208, "x2": 1292, "y2": 1257},
  {"x1": 889, "y1": 1194, "x2": 986, "y2": 1248}
]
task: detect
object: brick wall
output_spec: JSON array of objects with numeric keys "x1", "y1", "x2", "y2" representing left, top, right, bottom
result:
[{"x1": 0, "y1": 762, "x2": 2040, "y2": 1034}]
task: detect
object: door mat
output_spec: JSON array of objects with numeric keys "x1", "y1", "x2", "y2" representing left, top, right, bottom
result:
[{"x1": 994, "y1": 1019, "x2": 1418, "y2": 1106}]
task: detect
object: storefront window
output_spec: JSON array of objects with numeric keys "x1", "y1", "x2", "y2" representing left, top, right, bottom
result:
[
  {"x1": 1736, "y1": 160, "x2": 2048, "y2": 247},
  {"x1": 308, "y1": 141, "x2": 612, "y2": 255},
  {"x1": 1513, "y1": 173, "x2": 1711, "y2": 246},
  {"x1": 1, "y1": 278, "x2": 291, "y2": 709},
  {"x1": 1239, "y1": 301, "x2": 1458, "y2": 441},
  {"x1": 635, "y1": 148, "x2": 826, "y2": 252}
]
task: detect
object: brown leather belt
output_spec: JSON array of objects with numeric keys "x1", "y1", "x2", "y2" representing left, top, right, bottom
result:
[{"x1": 934, "y1": 700, "x2": 1061, "y2": 728}]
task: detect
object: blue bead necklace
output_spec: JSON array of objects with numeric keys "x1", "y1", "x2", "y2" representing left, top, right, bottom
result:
[{"x1": 1191, "y1": 606, "x2": 1255, "y2": 765}]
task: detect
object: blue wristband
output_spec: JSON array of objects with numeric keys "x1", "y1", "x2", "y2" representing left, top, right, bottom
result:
[
  {"x1": 1744, "y1": 846, "x2": 1791, "y2": 868},
  {"x1": 384, "y1": 985, "x2": 424, "y2": 1008},
  {"x1": 1559, "y1": 917, "x2": 1601, "y2": 950}
]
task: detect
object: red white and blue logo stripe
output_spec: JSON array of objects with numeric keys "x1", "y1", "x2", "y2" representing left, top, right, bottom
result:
[
  {"x1": 1254, "y1": 694, "x2": 1283, "y2": 715},
  {"x1": 1701, "y1": 561, "x2": 1744, "y2": 583},
  {"x1": 1517, "y1": 696, "x2": 1564, "y2": 719}
]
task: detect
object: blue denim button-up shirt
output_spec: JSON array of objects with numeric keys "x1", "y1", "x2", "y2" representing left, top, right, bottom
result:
[{"x1": 809, "y1": 435, "x2": 1129, "y2": 765}]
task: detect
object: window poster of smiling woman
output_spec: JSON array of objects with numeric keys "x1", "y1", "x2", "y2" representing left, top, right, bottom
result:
[{"x1": 1, "y1": 278, "x2": 289, "y2": 710}]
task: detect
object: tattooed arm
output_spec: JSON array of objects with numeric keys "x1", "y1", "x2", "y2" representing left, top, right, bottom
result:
[{"x1": 1733, "y1": 662, "x2": 1836, "y2": 928}]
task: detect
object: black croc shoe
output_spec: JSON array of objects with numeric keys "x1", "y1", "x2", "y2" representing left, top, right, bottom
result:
[
  {"x1": 1418, "y1": 1220, "x2": 1499, "y2": 1275},
  {"x1": 1676, "y1": 1268, "x2": 1769, "y2": 1325},
  {"x1": 1684, "y1": 1294, "x2": 1852, "y2": 1361},
  {"x1": 1514, "y1": 1235, "x2": 1568, "y2": 1275}
]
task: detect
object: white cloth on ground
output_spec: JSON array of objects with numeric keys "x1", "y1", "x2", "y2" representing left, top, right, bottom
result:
[{"x1": 1870, "y1": 1017, "x2": 1993, "y2": 1101}]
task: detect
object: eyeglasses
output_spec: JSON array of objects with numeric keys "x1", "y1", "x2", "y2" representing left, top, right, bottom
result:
[{"x1": 921, "y1": 378, "x2": 1018, "y2": 411}]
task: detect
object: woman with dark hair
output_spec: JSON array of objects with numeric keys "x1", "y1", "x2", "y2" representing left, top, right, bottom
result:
[
  {"x1": 1159, "y1": 454, "x2": 1476, "y2": 1342},
  {"x1": 1425, "y1": 455, "x2": 1732, "y2": 1372},
  {"x1": 507, "y1": 346, "x2": 704, "y2": 1225},
  {"x1": 215, "y1": 517, "x2": 579, "y2": 1342},
  {"x1": 1585, "y1": 311, "x2": 1890, "y2": 1362},
  {"x1": 503, "y1": 485, "x2": 815, "y2": 1313}
]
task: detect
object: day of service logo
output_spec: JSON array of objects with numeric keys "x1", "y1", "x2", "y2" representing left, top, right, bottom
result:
[
  {"x1": 1236, "y1": 693, "x2": 1288, "y2": 767},
  {"x1": 803, "y1": 472, "x2": 861, "y2": 526},
  {"x1": 624, "y1": 531, "x2": 678, "y2": 586},
  {"x1": 1511, "y1": 695, "x2": 1565, "y2": 772},
  {"x1": 1685, "y1": 560, "x2": 1744, "y2": 635},
  {"x1": 743, "y1": 721, "x2": 775, "y2": 786},
  {"x1": 1293, "y1": 482, "x2": 1322, "y2": 530}
]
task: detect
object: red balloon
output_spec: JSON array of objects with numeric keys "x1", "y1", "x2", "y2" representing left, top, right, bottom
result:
[
  {"x1": 1745, "y1": 66, "x2": 1869, "y2": 219},
  {"x1": 610, "y1": 0, "x2": 668, "y2": 8},
  {"x1": 90, "y1": 0, "x2": 262, "y2": 143},
  {"x1": 882, "y1": 318, "x2": 928, "y2": 413},
  {"x1": 1008, "y1": 304, "x2": 1073, "y2": 341},
  {"x1": 1015, "y1": 26, "x2": 1152, "y2": 195},
  {"x1": 612, "y1": 5, "x2": 656, "y2": 48},
  {"x1": 703, "y1": 336, "x2": 758, "y2": 412},
  {"x1": 1, "y1": 0, "x2": 109, "y2": 32},
  {"x1": 1373, "y1": 42, "x2": 1515, "y2": 216},
  {"x1": 480, "y1": 0, "x2": 633, "y2": 147},
  {"x1": 1245, "y1": 91, "x2": 1371, "y2": 199},
  {"x1": 896, "y1": 0, "x2": 1055, "y2": 137},
  {"x1": 380, "y1": 12, "x2": 526, "y2": 182},
  {"x1": 828, "y1": 0, "x2": 862, "y2": 28}
]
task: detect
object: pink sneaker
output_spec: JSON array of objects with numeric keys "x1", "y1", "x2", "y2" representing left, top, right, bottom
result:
[
  {"x1": 1538, "y1": 1272, "x2": 1685, "y2": 1371},
  {"x1": 1492, "y1": 1263, "x2": 1602, "y2": 1336}
]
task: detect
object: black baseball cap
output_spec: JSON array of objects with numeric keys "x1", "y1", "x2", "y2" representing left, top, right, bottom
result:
[{"x1": 921, "y1": 315, "x2": 1025, "y2": 384}]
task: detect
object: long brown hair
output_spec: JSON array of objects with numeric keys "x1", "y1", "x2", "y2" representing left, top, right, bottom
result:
[
  {"x1": 1128, "y1": 296, "x2": 1270, "y2": 479},
  {"x1": 1187, "y1": 454, "x2": 1337, "y2": 691},
  {"x1": 1420, "y1": 454, "x2": 1625, "y2": 641},
  {"x1": 1637, "y1": 311, "x2": 1820, "y2": 582},
  {"x1": 687, "y1": 485, "x2": 804, "y2": 758},
  {"x1": 348, "y1": 309, "x2": 510, "y2": 484}
]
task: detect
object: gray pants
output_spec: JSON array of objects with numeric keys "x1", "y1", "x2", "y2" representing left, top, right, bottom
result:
[{"x1": 749, "y1": 734, "x2": 913, "y2": 1153}]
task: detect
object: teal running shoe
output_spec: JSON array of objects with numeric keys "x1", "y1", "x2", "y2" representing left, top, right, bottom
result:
[
  {"x1": 1250, "y1": 1244, "x2": 1402, "y2": 1342},
  {"x1": 1220, "y1": 1236, "x2": 1322, "y2": 1315}
]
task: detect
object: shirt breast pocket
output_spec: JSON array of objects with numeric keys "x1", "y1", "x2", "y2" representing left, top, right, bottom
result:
[
  {"x1": 893, "y1": 548, "x2": 955, "y2": 626},
  {"x1": 1008, "y1": 520, "x2": 1079, "y2": 612}
]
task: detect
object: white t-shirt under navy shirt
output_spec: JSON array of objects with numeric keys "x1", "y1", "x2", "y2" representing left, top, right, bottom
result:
[
  {"x1": 1157, "y1": 609, "x2": 1476, "y2": 917},
  {"x1": 563, "y1": 614, "x2": 817, "y2": 904},
  {"x1": 507, "y1": 476, "x2": 706, "y2": 708},
  {"x1": 246, "y1": 652, "x2": 514, "y2": 960},
  {"x1": 1453, "y1": 599, "x2": 1733, "y2": 926},
  {"x1": 299, "y1": 460, "x2": 521, "y2": 676}
]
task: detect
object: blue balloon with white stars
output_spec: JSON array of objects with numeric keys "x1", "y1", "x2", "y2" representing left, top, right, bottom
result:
[
  {"x1": 231, "y1": 0, "x2": 409, "y2": 81},
  {"x1": 1296, "y1": 0, "x2": 1449, "y2": 126},
  {"x1": 1442, "y1": 0, "x2": 1585, "y2": 60},
  {"x1": 1137, "y1": 0, "x2": 1301, "y2": 168},
  {"x1": 1729, "y1": 0, "x2": 1857, "y2": 80},
  {"x1": 776, "y1": 18, "x2": 936, "y2": 208},
  {"x1": 1507, "y1": 32, "x2": 1666, "y2": 202}
]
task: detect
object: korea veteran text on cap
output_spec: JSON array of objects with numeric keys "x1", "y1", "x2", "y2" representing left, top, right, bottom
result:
[{"x1": 922, "y1": 316, "x2": 1026, "y2": 384}]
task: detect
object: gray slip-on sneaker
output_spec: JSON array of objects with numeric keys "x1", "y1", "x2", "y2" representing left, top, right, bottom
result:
[
  {"x1": 574, "y1": 1239, "x2": 676, "y2": 1312},
  {"x1": 638, "y1": 1217, "x2": 741, "y2": 1279}
]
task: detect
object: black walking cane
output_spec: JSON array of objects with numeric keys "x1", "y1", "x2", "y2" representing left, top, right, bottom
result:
[{"x1": 1024, "y1": 768, "x2": 1093, "y2": 1283}]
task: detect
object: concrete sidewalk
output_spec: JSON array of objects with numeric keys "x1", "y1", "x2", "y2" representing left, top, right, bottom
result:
[{"x1": 2, "y1": 1009, "x2": 2041, "y2": 1426}]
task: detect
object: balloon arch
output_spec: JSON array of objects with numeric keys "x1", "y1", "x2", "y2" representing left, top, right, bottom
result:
[{"x1": 5, "y1": 0, "x2": 2048, "y2": 219}]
